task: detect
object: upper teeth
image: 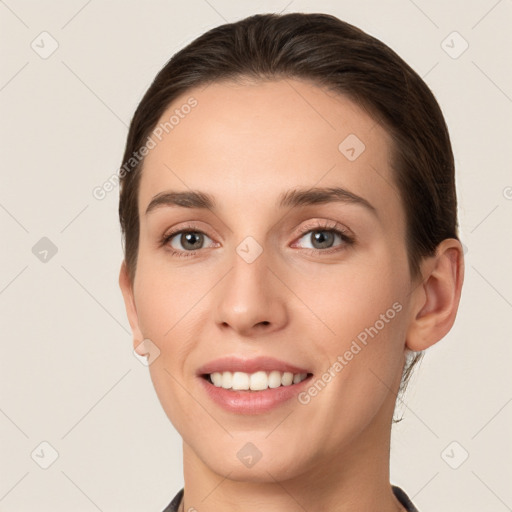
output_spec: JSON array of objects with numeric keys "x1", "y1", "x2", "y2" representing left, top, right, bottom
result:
[{"x1": 209, "y1": 371, "x2": 308, "y2": 391}]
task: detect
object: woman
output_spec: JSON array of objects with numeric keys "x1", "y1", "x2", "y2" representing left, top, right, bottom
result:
[{"x1": 118, "y1": 12, "x2": 464, "y2": 512}]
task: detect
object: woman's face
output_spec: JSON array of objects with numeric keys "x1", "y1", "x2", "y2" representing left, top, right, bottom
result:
[{"x1": 121, "y1": 78, "x2": 422, "y2": 481}]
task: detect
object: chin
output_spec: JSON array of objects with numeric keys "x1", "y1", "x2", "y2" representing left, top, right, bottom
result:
[{"x1": 192, "y1": 436, "x2": 311, "y2": 483}]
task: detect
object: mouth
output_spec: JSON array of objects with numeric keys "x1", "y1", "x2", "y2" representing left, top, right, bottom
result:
[
  {"x1": 198, "y1": 370, "x2": 314, "y2": 414},
  {"x1": 200, "y1": 370, "x2": 314, "y2": 392},
  {"x1": 196, "y1": 355, "x2": 314, "y2": 413}
]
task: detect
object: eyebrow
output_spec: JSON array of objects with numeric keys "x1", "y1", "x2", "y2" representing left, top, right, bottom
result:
[{"x1": 144, "y1": 186, "x2": 377, "y2": 217}]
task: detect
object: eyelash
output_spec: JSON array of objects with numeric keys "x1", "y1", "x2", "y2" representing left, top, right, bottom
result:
[{"x1": 159, "y1": 220, "x2": 355, "y2": 259}]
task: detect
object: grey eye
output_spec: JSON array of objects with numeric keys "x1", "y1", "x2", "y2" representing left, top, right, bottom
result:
[{"x1": 297, "y1": 230, "x2": 343, "y2": 250}]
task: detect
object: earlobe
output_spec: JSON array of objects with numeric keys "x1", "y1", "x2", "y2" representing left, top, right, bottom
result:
[
  {"x1": 405, "y1": 239, "x2": 465, "y2": 352},
  {"x1": 118, "y1": 260, "x2": 145, "y2": 352}
]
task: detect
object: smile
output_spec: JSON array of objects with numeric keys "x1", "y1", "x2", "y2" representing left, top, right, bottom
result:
[{"x1": 204, "y1": 370, "x2": 310, "y2": 391}]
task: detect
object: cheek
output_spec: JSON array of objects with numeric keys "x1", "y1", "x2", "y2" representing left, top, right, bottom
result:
[
  {"x1": 133, "y1": 254, "x2": 204, "y2": 337},
  {"x1": 297, "y1": 258, "x2": 408, "y2": 404},
  {"x1": 298, "y1": 257, "x2": 404, "y2": 342},
  {"x1": 296, "y1": 285, "x2": 406, "y2": 454},
  {"x1": 134, "y1": 263, "x2": 205, "y2": 434}
]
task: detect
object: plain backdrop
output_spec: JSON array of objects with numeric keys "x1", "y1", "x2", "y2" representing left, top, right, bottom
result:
[{"x1": 1, "y1": 1, "x2": 511, "y2": 511}]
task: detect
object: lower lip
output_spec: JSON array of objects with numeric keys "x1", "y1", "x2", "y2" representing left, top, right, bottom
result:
[{"x1": 198, "y1": 375, "x2": 313, "y2": 414}]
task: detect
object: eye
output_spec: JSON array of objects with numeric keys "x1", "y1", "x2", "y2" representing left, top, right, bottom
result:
[
  {"x1": 293, "y1": 221, "x2": 354, "y2": 253},
  {"x1": 160, "y1": 220, "x2": 354, "y2": 258},
  {"x1": 170, "y1": 231, "x2": 212, "y2": 251},
  {"x1": 160, "y1": 223, "x2": 216, "y2": 257}
]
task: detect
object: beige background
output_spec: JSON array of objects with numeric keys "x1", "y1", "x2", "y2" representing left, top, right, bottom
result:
[{"x1": 1, "y1": 0, "x2": 511, "y2": 510}]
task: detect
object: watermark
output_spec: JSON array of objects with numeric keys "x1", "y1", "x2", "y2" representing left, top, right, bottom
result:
[
  {"x1": 31, "y1": 31, "x2": 59, "y2": 59},
  {"x1": 338, "y1": 133, "x2": 366, "y2": 161},
  {"x1": 298, "y1": 301, "x2": 402, "y2": 405},
  {"x1": 32, "y1": 236, "x2": 58, "y2": 263},
  {"x1": 92, "y1": 96, "x2": 198, "y2": 200},
  {"x1": 441, "y1": 31, "x2": 469, "y2": 60},
  {"x1": 31, "y1": 441, "x2": 59, "y2": 469},
  {"x1": 441, "y1": 441, "x2": 469, "y2": 469},
  {"x1": 133, "y1": 338, "x2": 161, "y2": 366},
  {"x1": 237, "y1": 442, "x2": 263, "y2": 468},
  {"x1": 236, "y1": 236, "x2": 264, "y2": 263}
]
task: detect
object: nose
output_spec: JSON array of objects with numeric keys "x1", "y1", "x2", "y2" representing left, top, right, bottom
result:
[{"x1": 214, "y1": 248, "x2": 288, "y2": 338}]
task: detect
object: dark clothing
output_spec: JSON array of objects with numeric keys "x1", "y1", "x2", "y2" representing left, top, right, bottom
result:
[
  {"x1": 162, "y1": 488, "x2": 183, "y2": 512},
  {"x1": 392, "y1": 485, "x2": 420, "y2": 511},
  {"x1": 162, "y1": 485, "x2": 419, "y2": 511}
]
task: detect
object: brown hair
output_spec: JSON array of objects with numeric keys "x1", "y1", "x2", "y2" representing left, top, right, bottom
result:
[{"x1": 118, "y1": 12, "x2": 459, "y2": 413}]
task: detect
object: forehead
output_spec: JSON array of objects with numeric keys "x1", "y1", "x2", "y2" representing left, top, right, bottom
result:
[{"x1": 138, "y1": 78, "x2": 402, "y2": 227}]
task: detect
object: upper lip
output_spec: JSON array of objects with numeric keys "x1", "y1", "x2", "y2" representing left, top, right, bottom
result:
[{"x1": 197, "y1": 356, "x2": 311, "y2": 376}]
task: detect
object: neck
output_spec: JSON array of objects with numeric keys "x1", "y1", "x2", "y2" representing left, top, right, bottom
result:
[{"x1": 180, "y1": 392, "x2": 405, "y2": 512}]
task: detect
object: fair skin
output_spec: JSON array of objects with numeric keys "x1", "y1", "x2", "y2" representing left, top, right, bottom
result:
[{"x1": 119, "y1": 78, "x2": 464, "y2": 512}]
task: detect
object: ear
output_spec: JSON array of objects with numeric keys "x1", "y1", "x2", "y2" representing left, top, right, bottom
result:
[
  {"x1": 406, "y1": 238, "x2": 465, "y2": 351},
  {"x1": 118, "y1": 260, "x2": 145, "y2": 356}
]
